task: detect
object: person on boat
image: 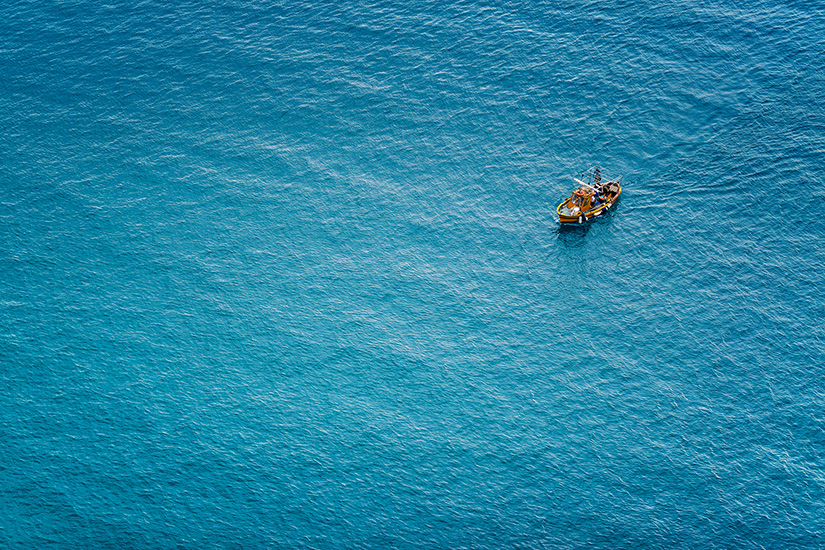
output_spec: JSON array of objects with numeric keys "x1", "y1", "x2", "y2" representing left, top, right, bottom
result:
[{"x1": 594, "y1": 169, "x2": 601, "y2": 186}]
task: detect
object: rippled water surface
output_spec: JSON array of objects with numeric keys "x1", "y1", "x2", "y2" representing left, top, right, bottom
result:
[{"x1": 1, "y1": 0, "x2": 824, "y2": 548}]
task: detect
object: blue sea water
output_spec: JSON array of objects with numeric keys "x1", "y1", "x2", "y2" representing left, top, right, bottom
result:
[{"x1": 1, "y1": 0, "x2": 824, "y2": 547}]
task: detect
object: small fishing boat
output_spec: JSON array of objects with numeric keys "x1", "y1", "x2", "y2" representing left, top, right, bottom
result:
[{"x1": 557, "y1": 167, "x2": 622, "y2": 224}]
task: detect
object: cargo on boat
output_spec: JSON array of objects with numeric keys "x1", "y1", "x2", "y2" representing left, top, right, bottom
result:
[{"x1": 557, "y1": 167, "x2": 622, "y2": 224}]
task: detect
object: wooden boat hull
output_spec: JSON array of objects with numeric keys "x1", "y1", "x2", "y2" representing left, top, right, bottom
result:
[{"x1": 557, "y1": 184, "x2": 622, "y2": 224}]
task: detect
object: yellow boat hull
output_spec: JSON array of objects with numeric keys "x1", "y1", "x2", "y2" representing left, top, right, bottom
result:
[{"x1": 557, "y1": 184, "x2": 622, "y2": 224}]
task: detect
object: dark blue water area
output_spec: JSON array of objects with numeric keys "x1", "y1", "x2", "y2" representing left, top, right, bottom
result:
[{"x1": 1, "y1": 0, "x2": 824, "y2": 548}]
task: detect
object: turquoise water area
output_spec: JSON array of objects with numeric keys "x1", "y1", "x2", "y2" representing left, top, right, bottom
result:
[{"x1": 1, "y1": 0, "x2": 824, "y2": 547}]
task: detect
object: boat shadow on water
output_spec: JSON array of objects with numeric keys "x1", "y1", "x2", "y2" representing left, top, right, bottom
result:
[
  {"x1": 556, "y1": 221, "x2": 590, "y2": 247},
  {"x1": 555, "y1": 202, "x2": 620, "y2": 247}
]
